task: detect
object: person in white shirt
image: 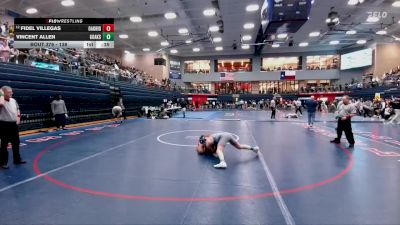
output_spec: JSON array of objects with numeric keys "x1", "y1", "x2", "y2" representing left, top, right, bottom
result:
[
  {"x1": 331, "y1": 96, "x2": 357, "y2": 148},
  {"x1": 0, "y1": 86, "x2": 26, "y2": 169},
  {"x1": 112, "y1": 106, "x2": 123, "y2": 124},
  {"x1": 295, "y1": 99, "x2": 303, "y2": 115}
]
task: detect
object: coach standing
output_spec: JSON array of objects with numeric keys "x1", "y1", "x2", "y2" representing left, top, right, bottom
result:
[
  {"x1": 330, "y1": 95, "x2": 356, "y2": 148},
  {"x1": 0, "y1": 86, "x2": 26, "y2": 169},
  {"x1": 305, "y1": 96, "x2": 318, "y2": 127}
]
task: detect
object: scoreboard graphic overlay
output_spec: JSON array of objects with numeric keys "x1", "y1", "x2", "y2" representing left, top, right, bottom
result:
[{"x1": 14, "y1": 18, "x2": 114, "y2": 49}]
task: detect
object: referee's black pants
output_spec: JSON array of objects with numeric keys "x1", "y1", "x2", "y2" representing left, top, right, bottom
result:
[
  {"x1": 336, "y1": 119, "x2": 355, "y2": 145},
  {"x1": 271, "y1": 107, "x2": 276, "y2": 119},
  {"x1": 0, "y1": 121, "x2": 22, "y2": 165},
  {"x1": 295, "y1": 107, "x2": 303, "y2": 115}
]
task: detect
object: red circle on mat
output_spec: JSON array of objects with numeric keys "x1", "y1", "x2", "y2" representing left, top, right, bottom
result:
[{"x1": 33, "y1": 138, "x2": 354, "y2": 202}]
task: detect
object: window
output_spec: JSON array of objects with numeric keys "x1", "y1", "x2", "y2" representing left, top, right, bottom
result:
[
  {"x1": 216, "y1": 59, "x2": 252, "y2": 72},
  {"x1": 298, "y1": 80, "x2": 333, "y2": 93},
  {"x1": 170, "y1": 60, "x2": 181, "y2": 71},
  {"x1": 189, "y1": 83, "x2": 212, "y2": 93},
  {"x1": 261, "y1": 57, "x2": 301, "y2": 71},
  {"x1": 214, "y1": 82, "x2": 252, "y2": 94},
  {"x1": 184, "y1": 60, "x2": 211, "y2": 74},
  {"x1": 306, "y1": 55, "x2": 339, "y2": 70},
  {"x1": 259, "y1": 81, "x2": 299, "y2": 94}
]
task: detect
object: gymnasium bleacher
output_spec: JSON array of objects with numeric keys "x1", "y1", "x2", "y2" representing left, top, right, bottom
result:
[
  {"x1": 0, "y1": 62, "x2": 179, "y2": 130},
  {"x1": 350, "y1": 86, "x2": 400, "y2": 99}
]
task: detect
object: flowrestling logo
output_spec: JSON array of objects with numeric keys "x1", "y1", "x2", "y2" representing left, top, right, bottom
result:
[
  {"x1": 59, "y1": 131, "x2": 84, "y2": 136},
  {"x1": 7, "y1": 124, "x2": 120, "y2": 149},
  {"x1": 26, "y1": 136, "x2": 62, "y2": 143}
]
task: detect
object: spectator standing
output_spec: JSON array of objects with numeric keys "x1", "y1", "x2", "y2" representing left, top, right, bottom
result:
[
  {"x1": 0, "y1": 38, "x2": 11, "y2": 62},
  {"x1": 51, "y1": 95, "x2": 68, "y2": 130},
  {"x1": 62, "y1": 57, "x2": 68, "y2": 71},
  {"x1": 305, "y1": 96, "x2": 318, "y2": 127},
  {"x1": 0, "y1": 86, "x2": 26, "y2": 169},
  {"x1": 180, "y1": 98, "x2": 188, "y2": 118}
]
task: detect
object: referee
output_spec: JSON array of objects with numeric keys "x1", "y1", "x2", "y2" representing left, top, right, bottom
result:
[
  {"x1": 330, "y1": 95, "x2": 356, "y2": 148},
  {"x1": 270, "y1": 98, "x2": 276, "y2": 119},
  {"x1": 0, "y1": 86, "x2": 26, "y2": 169}
]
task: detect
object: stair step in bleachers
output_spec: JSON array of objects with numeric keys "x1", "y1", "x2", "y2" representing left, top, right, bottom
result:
[{"x1": 0, "y1": 63, "x2": 100, "y2": 84}]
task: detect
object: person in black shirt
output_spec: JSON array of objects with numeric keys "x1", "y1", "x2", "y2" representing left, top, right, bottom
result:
[
  {"x1": 179, "y1": 98, "x2": 188, "y2": 118},
  {"x1": 62, "y1": 57, "x2": 68, "y2": 72},
  {"x1": 305, "y1": 96, "x2": 318, "y2": 127}
]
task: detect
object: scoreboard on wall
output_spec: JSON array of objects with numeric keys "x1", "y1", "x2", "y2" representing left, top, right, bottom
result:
[{"x1": 14, "y1": 18, "x2": 114, "y2": 49}]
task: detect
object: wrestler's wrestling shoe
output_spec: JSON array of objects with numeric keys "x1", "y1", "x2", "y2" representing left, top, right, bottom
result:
[
  {"x1": 214, "y1": 161, "x2": 227, "y2": 169},
  {"x1": 251, "y1": 146, "x2": 260, "y2": 153}
]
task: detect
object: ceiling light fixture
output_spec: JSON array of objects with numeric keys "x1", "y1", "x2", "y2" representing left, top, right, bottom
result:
[
  {"x1": 61, "y1": 0, "x2": 75, "y2": 7},
  {"x1": 209, "y1": 25, "x2": 219, "y2": 32},
  {"x1": 213, "y1": 37, "x2": 222, "y2": 42},
  {"x1": 203, "y1": 8, "x2": 216, "y2": 16},
  {"x1": 185, "y1": 39, "x2": 192, "y2": 44},
  {"x1": 142, "y1": 48, "x2": 150, "y2": 52},
  {"x1": 346, "y1": 30, "x2": 357, "y2": 35},
  {"x1": 130, "y1": 16, "x2": 142, "y2": 23},
  {"x1": 164, "y1": 12, "x2": 177, "y2": 19},
  {"x1": 243, "y1": 23, "x2": 255, "y2": 29},
  {"x1": 376, "y1": 30, "x2": 387, "y2": 35},
  {"x1": 299, "y1": 42, "x2": 309, "y2": 47},
  {"x1": 392, "y1": 1, "x2": 400, "y2": 7},
  {"x1": 366, "y1": 16, "x2": 379, "y2": 23},
  {"x1": 161, "y1": 41, "x2": 170, "y2": 46},
  {"x1": 329, "y1": 40, "x2": 340, "y2": 45},
  {"x1": 277, "y1": 33, "x2": 288, "y2": 39},
  {"x1": 178, "y1": 28, "x2": 189, "y2": 35},
  {"x1": 309, "y1": 31, "x2": 320, "y2": 37},
  {"x1": 119, "y1": 34, "x2": 128, "y2": 39},
  {"x1": 241, "y1": 44, "x2": 250, "y2": 49},
  {"x1": 193, "y1": 48, "x2": 200, "y2": 52},
  {"x1": 124, "y1": 51, "x2": 134, "y2": 56},
  {"x1": 148, "y1": 31, "x2": 158, "y2": 37},
  {"x1": 242, "y1": 35, "x2": 252, "y2": 41},
  {"x1": 170, "y1": 49, "x2": 178, "y2": 54},
  {"x1": 246, "y1": 4, "x2": 260, "y2": 12},
  {"x1": 215, "y1": 46, "x2": 223, "y2": 51},
  {"x1": 26, "y1": 8, "x2": 38, "y2": 14},
  {"x1": 347, "y1": 0, "x2": 358, "y2": 5},
  {"x1": 272, "y1": 43, "x2": 280, "y2": 48},
  {"x1": 356, "y1": 40, "x2": 367, "y2": 44}
]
